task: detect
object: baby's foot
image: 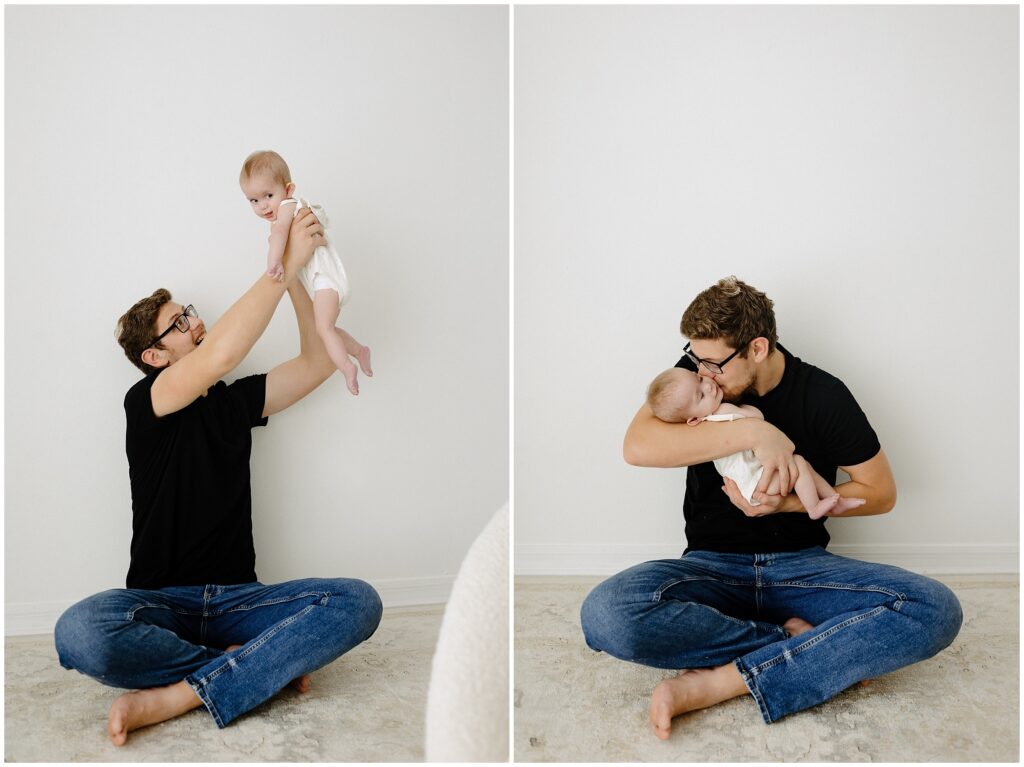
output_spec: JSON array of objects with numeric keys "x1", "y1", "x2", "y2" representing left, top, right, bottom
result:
[
  {"x1": 808, "y1": 494, "x2": 841, "y2": 520},
  {"x1": 831, "y1": 497, "x2": 867, "y2": 515},
  {"x1": 357, "y1": 346, "x2": 373, "y2": 377},
  {"x1": 339, "y1": 359, "x2": 359, "y2": 396}
]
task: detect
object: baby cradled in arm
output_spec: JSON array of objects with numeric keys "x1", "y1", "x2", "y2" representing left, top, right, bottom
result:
[
  {"x1": 240, "y1": 150, "x2": 372, "y2": 395},
  {"x1": 646, "y1": 368, "x2": 865, "y2": 519}
]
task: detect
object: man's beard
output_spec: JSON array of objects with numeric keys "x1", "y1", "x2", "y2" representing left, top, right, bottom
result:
[{"x1": 720, "y1": 371, "x2": 758, "y2": 404}]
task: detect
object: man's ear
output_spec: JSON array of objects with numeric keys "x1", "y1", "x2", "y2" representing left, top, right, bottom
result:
[
  {"x1": 749, "y1": 337, "x2": 770, "y2": 362},
  {"x1": 140, "y1": 348, "x2": 167, "y2": 370}
]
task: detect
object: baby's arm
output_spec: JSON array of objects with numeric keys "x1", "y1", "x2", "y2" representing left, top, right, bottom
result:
[{"x1": 266, "y1": 200, "x2": 299, "y2": 281}]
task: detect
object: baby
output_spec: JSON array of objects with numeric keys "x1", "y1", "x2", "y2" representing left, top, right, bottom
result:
[
  {"x1": 646, "y1": 367, "x2": 865, "y2": 520},
  {"x1": 240, "y1": 150, "x2": 372, "y2": 395}
]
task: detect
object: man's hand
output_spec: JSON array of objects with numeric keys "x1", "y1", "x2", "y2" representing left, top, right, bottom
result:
[
  {"x1": 751, "y1": 422, "x2": 799, "y2": 496},
  {"x1": 721, "y1": 477, "x2": 804, "y2": 517},
  {"x1": 281, "y1": 208, "x2": 324, "y2": 281}
]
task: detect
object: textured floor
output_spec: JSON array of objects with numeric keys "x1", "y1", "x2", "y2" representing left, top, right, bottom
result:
[
  {"x1": 5, "y1": 604, "x2": 442, "y2": 762},
  {"x1": 515, "y1": 576, "x2": 1019, "y2": 762}
]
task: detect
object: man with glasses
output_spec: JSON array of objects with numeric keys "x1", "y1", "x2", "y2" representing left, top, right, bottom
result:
[
  {"x1": 581, "y1": 275, "x2": 962, "y2": 739},
  {"x1": 54, "y1": 209, "x2": 382, "y2": 745}
]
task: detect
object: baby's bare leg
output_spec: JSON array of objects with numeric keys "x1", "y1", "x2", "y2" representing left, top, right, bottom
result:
[
  {"x1": 335, "y1": 327, "x2": 373, "y2": 377},
  {"x1": 792, "y1": 455, "x2": 840, "y2": 519},
  {"x1": 797, "y1": 456, "x2": 867, "y2": 519},
  {"x1": 314, "y1": 289, "x2": 359, "y2": 395}
]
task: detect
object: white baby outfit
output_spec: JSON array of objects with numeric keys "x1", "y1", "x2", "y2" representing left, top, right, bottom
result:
[
  {"x1": 279, "y1": 197, "x2": 350, "y2": 307},
  {"x1": 705, "y1": 412, "x2": 764, "y2": 506}
]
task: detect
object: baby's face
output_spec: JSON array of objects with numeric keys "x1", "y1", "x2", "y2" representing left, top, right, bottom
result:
[
  {"x1": 241, "y1": 172, "x2": 293, "y2": 222},
  {"x1": 671, "y1": 369, "x2": 724, "y2": 420}
]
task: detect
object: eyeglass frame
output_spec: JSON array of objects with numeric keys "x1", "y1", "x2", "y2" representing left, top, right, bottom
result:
[
  {"x1": 683, "y1": 340, "x2": 748, "y2": 375},
  {"x1": 151, "y1": 304, "x2": 198, "y2": 348}
]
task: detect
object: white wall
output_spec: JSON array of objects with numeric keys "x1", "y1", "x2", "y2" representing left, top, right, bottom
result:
[
  {"x1": 515, "y1": 6, "x2": 1018, "y2": 573},
  {"x1": 6, "y1": 5, "x2": 509, "y2": 628}
]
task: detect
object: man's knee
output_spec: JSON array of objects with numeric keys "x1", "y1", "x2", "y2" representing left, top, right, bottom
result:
[
  {"x1": 325, "y1": 579, "x2": 382, "y2": 643},
  {"x1": 54, "y1": 591, "x2": 122, "y2": 679},
  {"x1": 580, "y1": 579, "x2": 643, "y2": 658},
  {"x1": 912, "y1": 577, "x2": 963, "y2": 656}
]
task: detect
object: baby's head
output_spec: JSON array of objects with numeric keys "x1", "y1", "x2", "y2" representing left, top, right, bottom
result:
[
  {"x1": 646, "y1": 368, "x2": 723, "y2": 425},
  {"x1": 239, "y1": 150, "x2": 295, "y2": 222}
]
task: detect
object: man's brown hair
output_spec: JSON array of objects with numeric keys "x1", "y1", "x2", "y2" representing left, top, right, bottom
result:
[
  {"x1": 239, "y1": 150, "x2": 292, "y2": 186},
  {"x1": 116, "y1": 288, "x2": 172, "y2": 375},
  {"x1": 680, "y1": 276, "x2": 777, "y2": 355}
]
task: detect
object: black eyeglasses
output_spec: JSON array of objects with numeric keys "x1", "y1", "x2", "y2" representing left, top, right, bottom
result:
[
  {"x1": 151, "y1": 305, "x2": 197, "y2": 347},
  {"x1": 683, "y1": 341, "x2": 746, "y2": 375}
]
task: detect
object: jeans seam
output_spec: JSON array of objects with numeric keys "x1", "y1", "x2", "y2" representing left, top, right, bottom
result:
[
  {"x1": 194, "y1": 603, "x2": 318, "y2": 685},
  {"x1": 734, "y1": 659, "x2": 772, "y2": 724},
  {"x1": 749, "y1": 605, "x2": 888, "y2": 675},
  {"x1": 765, "y1": 581, "x2": 905, "y2": 601},
  {"x1": 215, "y1": 591, "x2": 326, "y2": 615},
  {"x1": 125, "y1": 604, "x2": 204, "y2": 620},
  {"x1": 652, "y1": 577, "x2": 754, "y2": 601},
  {"x1": 185, "y1": 675, "x2": 224, "y2": 728}
]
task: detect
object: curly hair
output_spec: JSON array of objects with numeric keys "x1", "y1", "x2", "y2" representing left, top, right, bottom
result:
[
  {"x1": 239, "y1": 150, "x2": 292, "y2": 186},
  {"x1": 679, "y1": 276, "x2": 777, "y2": 356},
  {"x1": 115, "y1": 288, "x2": 171, "y2": 375}
]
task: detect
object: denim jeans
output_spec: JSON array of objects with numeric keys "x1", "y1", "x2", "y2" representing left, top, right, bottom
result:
[
  {"x1": 54, "y1": 578, "x2": 383, "y2": 728},
  {"x1": 580, "y1": 547, "x2": 963, "y2": 723}
]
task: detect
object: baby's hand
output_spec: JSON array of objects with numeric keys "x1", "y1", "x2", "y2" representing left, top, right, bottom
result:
[{"x1": 267, "y1": 263, "x2": 285, "y2": 282}]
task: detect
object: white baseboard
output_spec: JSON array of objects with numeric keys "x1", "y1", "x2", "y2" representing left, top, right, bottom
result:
[
  {"x1": 515, "y1": 543, "x2": 1019, "y2": 577},
  {"x1": 4, "y1": 575, "x2": 453, "y2": 638}
]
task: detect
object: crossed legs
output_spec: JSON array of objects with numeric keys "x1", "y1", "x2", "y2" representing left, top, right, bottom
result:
[
  {"x1": 55, "y1": 578, "x2": 383, "y2": 745},
  {"x1": 580, "y1": 548, "x2": 962, "y2": 738}
]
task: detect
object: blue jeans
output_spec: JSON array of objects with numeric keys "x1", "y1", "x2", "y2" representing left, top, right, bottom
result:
[
  {"x1": 580, "y1": 547, "x2": 963, "y2": 723},
  {"x1": 54, "y1": 578, "x2": 382, "y2": 728}
]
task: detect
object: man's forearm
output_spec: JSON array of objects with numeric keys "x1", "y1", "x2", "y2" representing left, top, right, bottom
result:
[
  {"x1": 201, "y1": 274, "x2": 289, "y2": 373},
  {"x1": 624, "y1": 404, "x2": 766, "y2": 468}
]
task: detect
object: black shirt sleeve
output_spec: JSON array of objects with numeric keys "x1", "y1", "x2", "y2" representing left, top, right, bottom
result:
[
  {"x1": 227, "y1": 373, "x2": 269, "y2": 428},
  {"x1": 807, "y1": 374, "x2": 880, "y2": 468}
]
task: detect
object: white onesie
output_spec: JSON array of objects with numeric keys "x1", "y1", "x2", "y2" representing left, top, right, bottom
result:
[
  {"x1": 279, "y1": 197, "x2": 350, "y2": 308},
  {"x1": 705, "y1": 412, "x2": 765, "y2": 506}
]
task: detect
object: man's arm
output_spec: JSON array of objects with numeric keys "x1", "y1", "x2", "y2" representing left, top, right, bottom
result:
[
  {"x1": 262, "y1": 279, "x2": 336, "y2": 417},
  {"x1": 624, "y1": 402, "x2": 801, "y2": 491},
  {"x1": 827, "y1": 449, "x2": 897, "y2": 517},
  {"x1": 725, "y1": 449, "x2": 897, "y2": 517},
  {"x1": 150, "y1": 210, "x2": 323, "y2": 418}
]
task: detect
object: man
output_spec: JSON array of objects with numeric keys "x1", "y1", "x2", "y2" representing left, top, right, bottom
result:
[
  {"x1": 580, "y1": 276, "x2": 962, "y2": 739},
  {"x1": 54, "y1": 209, "x2": 382, "y2": 746}
]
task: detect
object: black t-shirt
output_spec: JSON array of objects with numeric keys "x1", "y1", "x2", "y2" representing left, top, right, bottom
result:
[
  {"x1": 123, "y1": 371, "x2": 268, "y2": 589},
  {"x1": 676, "y1": 344, "x2": 880, "y2": 554}
]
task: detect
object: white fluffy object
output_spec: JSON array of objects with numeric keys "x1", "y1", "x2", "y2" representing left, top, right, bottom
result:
[{"x1": 424, "y1": 504, "x2": 509, "y2": 762}]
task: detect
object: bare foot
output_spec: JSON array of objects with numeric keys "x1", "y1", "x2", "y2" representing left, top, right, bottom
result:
[
  {"x1": 783, "y1": 616, "x2": 815, "y2": 637},
  {"x1": 357, "y1": 345, "x2": 373, "y2": 377},
  {"x1": 648, "y1": 664, "x2": 747, "y2": 740},
  {"x1": 108, "y1": 681, "x2": 202, "y2": 746},
  {"x1": 340, "y1": 359, "x2": 359, "y2": 395},
  {"x1": 808, "y1": 494, "x2": 841, "y2": 520},
  {"x1": 225, "y1": 644, "x2": 311, "y2": 693},
  {"x1": 831, "y1": 497, "x2": 867, "y2": 515}
]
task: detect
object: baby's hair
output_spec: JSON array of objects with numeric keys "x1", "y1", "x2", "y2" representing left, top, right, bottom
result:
[
  {"x1": 239, "y1": 150, "x2": 292, "y2": 186},
  {"x1": 646, "y1": 368, "x2": 692, "y2": 423}
]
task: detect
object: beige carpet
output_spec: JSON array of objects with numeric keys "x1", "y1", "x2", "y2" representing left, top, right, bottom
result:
[
  {"x1": 514, "y1": 576, "x2": 1019, "y2": 762},
  {"x1": 5, "y1": 604, "x2": 442, "y2": 762}
]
